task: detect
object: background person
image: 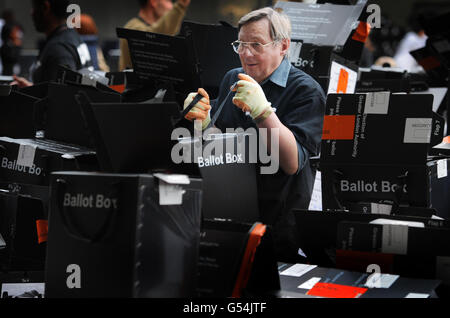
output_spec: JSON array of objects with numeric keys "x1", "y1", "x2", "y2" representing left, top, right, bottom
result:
[
  {"x1": 119, "y1": 0, "x2": 191, "y2": 71},
  {"x1": 11, "y1": 0, "x2": 92, "y2": 87}
]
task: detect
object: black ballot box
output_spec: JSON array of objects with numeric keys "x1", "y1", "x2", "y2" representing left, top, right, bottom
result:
[
  {"x1": 0, "y1": 137, "x2": 97, "y2": 189},
  {"x1": 0, "y1": 89, "x2": 40, "y2": 139},
  {"x1": 20, "y1": 82, "x2": 121, "y2": 148},
  {"x1": 289, "y1": 42, "x2": 335, "y2": 91},
  {"x1": 293, "y1": 209, "x2": 450, "y2": 287},
  {"x1": 320, "y1": 93, "x2": 449, "y2": 217},
  {"x1": 179, "y1": 21, "x2": 241, "y2": 99},
  {"x1": 174, "y1": 132, "x2": 260, "y2": 223},
  {"x1": 0, "y1": 191, "x2": 47, "y2": 272},
  {"x1": 197, "y1": 219, "x2": 280, "y2": 297},
  {"x1": 44, "y1": 171, "x2": 202, "y2": 298},
  {"x1": 76, "y1": 92, "x2": 181, "y2": 174}
]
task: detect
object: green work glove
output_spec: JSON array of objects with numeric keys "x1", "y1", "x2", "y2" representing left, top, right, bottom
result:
[
  {"x1": 183, "y1": 88, "x2": 211, "y2": 129},
  {"x1": 232, "y1": 73, "x2": 273, "y2": 123}
]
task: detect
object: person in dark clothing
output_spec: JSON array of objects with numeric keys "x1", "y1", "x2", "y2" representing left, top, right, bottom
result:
[
  {"x1": 11, "y1": 0, "x2": 92, "y2": 87},
  {"x1": 1, "y1": 22, "x2": 23, "y2": 75},
  {"x1": 183, "y1": 7, "x2": 325, "y2": 263}
]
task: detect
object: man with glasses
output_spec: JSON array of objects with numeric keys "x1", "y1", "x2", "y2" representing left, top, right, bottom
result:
[{"x1": 184, "y1": 7, "x2": 325, "y2": 263}]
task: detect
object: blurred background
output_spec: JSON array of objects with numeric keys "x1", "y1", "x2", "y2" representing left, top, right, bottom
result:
[{"x1": 1, "y1": 0, "x2": 450, "y2": 75}]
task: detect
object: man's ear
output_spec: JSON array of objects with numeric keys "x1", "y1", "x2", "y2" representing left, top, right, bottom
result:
[
  {"x1": 280, "y1": 38, "x2": 290, "y2": 57},
  {"x1": 149, "y1": 0, "x2": 158, "y2": 8}
]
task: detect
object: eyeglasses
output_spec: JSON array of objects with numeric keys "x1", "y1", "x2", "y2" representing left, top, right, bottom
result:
[{"x1": 231, "y1": 40, "x2": 277, "y2": 54}]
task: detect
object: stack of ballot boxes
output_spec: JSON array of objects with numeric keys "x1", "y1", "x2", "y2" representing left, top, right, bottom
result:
[
  {"x1": 320, "y1": 92, "x2": 449, "y2": 217},
  {"x1": 318, "y1": 92, "x2": 450, "y2": 295}
]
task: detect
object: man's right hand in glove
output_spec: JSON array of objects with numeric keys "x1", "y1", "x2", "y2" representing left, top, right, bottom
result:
[{"x1": 183, "y1": 88, "x2": 211, "y2": 129}]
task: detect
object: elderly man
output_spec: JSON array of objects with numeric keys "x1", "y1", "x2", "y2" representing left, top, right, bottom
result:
[
  {"x1": 119, "y1": 0, "x2": 191, "y2": 71},
  {"x1": 184, "y1": 7, "x2": 325, "y2": 262}
]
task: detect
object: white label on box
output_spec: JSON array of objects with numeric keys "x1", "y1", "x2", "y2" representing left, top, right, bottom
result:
[
  {"x1": 365, "y1": 273, "x2": 399, "y2": 288},
  {"x1": 308, "y1": 171, "x2": 322, "y2": 211},
  {"x1": 17, "y1": 144, "x2": 36, "y2": 168},
  {"x1": 158, "y1": 180, "x2": 186, "y2": 206},
  {"x1": 437, "y1": 160, "x2": 448, "y2": 179},
  {"x1": 298, "y1": 277, "x2": 322, "y2": 290},
  {"x1": 370, "y1": 203, "x2": 392, "y2": 215},
  {"x1": 404, "y1": 118, "x2": 432, "y2": 144},
  {"x1": 405, "y1": 293, "x2": 429, "y2": 298},
  {"x1": 381, "y1": 224, "x2": 408, "y2": 255},
  {"x1": 280, "y1": 264, "x2": 317, "y2": 277},
  {"x1": 364, "y1": 92, "x2": 390, "y2": 114}
]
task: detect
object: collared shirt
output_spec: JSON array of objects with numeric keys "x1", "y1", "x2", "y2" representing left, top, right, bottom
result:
[{"x1": 211, "y1": 58, "x2": 326, "y2": 261}]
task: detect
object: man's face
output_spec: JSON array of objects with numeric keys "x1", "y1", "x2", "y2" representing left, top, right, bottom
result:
[
  {"x1": 238, "y1": 18, "x2": 287, "y2": 83},
  {"x1": 153, "y1": 0, "x2": 173, "y2": 19}
]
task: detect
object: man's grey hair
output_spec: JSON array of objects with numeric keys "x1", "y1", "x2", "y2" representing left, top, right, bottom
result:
[{"x1": 238, "y1": 7, "x2": 292, "y2": 42}]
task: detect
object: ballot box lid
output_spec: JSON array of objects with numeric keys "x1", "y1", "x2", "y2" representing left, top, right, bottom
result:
[
  {"x1": 274, "y1": 0, "x2": 367, "y2": 47},
  {"x1": 42, "y1": 82, "x2": 121, "y2": 148},
  {"x1": 116, "y1": 27, "x2": 200, "y2": 97},
  {"x1": 76, "y1": 92, "x2": 181, "y2": 173},
  {"x1": 179, "y1": 21, "x2": 241, "y2": 99}
]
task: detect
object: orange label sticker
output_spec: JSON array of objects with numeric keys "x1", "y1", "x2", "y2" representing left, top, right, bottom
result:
[
  {"x1": 109, "y1": 84, "x2": 126, "y2": 93},
  {"x1": 337, "y1": 68, "x2": 349, "y2": 94},
  {"x1": 36, "y1": 220, "x2": 48, "y2": 244},
  {"x1": 322, "y1": 115, "x2": 356, "y2": 140},
  {"x1": 307, "y1": 282, "x2": 368, "y2": 298},
  {"x1": 352, "y1": 22, "x2": 371, "y2": 43}
]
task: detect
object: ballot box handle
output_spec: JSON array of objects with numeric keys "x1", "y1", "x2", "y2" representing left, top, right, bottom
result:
[
  {"x1": 55, "y1": 178, "x2": 120, "y2": 244},
  {"x1": 205, "y1": 86, "x2": 236, "y2": 130}
]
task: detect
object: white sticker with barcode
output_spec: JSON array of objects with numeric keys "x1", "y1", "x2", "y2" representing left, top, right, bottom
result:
[
  {"x1": 437, "y1": 160, "x2": 448, "y2": 179},
  {"x1": 364, "y1": 92, "x2": 390, "y2": 114},
  {"x1": 381, "y1": 224, "x2": 408, "y2": 255},
  {"x1": 404, "y1": 118, "x2": 432, "y2": 144},
  {"x1": 298, "y1": 277, "x2": 322, "y2": 290},
  {"x1": 280, "y1": 264, "x2": 317, "y2": 277},
  {"x1": 17, "y1": 144, "x2": 36, "y2": 168}
]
